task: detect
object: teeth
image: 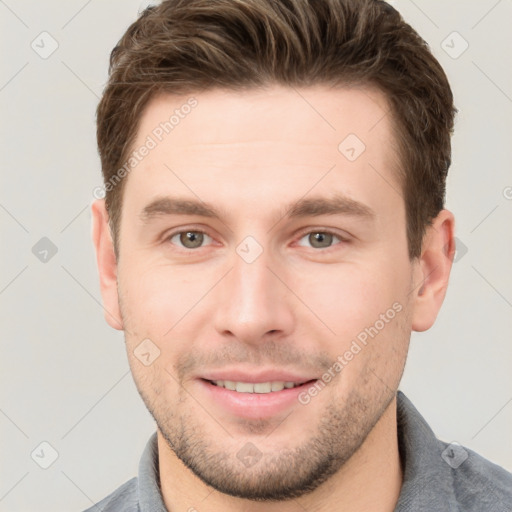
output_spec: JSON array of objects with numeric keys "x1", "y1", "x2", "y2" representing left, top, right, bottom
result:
[
  {"x1": 224, "y1": 380, "x2": 236, "y2": 391},
  {"x1": 252, "y1": 382, "x2": 270, "y2": 393},
  {"x1": 271, "y1": 382, "x2": 285, "y2": 391},
  {"x1": 236, "y1": 382, "x2": 254, "y2": 393},
  {"x1": 211, "y1": 380, "x2": 302, "y2": 393}
]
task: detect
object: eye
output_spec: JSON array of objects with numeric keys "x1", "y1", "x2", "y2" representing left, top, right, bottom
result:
[
  {"x1": 296, "y1": 230, "x2": 345, "y2": 250},
  {"x1": 164, "y1": 228, "x2": 347, "y2": 252},
  {"x1": 167, "y1": 230, "x2": 213, "y2": 250}
]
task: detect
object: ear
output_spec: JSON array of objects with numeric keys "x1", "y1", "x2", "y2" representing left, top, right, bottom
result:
[
  {"x1": 91, "y1": 199, "x2": 124, "y2": 330},
  {"x1": 411, "y1": 209, "x2": 455, "y2": 332}
]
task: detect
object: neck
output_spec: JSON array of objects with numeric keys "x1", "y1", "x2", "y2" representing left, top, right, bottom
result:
[{"x1": 158, "y1": 396, "x2": 403, "y2": 512}]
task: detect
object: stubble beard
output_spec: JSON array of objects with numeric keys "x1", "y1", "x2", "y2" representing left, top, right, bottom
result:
[{"x1": 132, "y1": 360, "x2": 397, "y2": 502}]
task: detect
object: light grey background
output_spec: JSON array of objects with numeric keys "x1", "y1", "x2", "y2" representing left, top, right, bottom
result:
[{"x1": 1, "y1": 1, "x2": 511, "y2": 511}]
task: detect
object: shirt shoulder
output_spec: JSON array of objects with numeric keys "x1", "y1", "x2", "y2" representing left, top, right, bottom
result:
[
  {"x1": 445, "y1": 441, "x2": 512, "y2": 511},
  {"x1": 394, "y1": 391, "x2": 512, "y2": 512},
  {"x1": 82, "y1": 477, "x2": 140, "y2": 512}
]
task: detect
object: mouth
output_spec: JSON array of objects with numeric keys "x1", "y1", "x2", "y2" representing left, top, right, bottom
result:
[
  {"x1": 196, "y1": 371, "x2": 320, "y2": 418},
  {"x1": 203, "y1": 378, "x2": 316, "y2": 394}
]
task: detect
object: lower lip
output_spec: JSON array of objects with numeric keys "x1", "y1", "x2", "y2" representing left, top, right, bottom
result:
[{"x1": 197, "y1": 379, "x2": 317, "y2": 419}]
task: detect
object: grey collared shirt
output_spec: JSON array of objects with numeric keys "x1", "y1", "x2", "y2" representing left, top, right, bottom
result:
[{"x1": 83, "y1": 391, "x2": 512, "y2": 511}]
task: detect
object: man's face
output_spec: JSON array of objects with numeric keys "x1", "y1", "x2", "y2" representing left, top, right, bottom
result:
[{"x1": 112, "y1": 85, "x2": 419, "y2": 499}]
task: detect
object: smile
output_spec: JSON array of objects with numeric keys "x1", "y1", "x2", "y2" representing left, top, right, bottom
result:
[{"x1": 207, "y1": 380, "x2": 309, "y2": 393}]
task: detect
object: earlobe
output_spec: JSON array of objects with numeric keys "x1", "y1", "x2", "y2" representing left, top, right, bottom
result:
[
  {"x1": 411, "y1": 210, "x2": 455, "y2": 332},
  {"x1": 91, "y1": 199, "x2": 124, "y2": 330}
]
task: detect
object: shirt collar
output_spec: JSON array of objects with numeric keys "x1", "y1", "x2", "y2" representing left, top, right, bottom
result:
[
  {"x1": 394, "y1": 390, "x2": 458, "y2": 511},
  {"x1": 137, "y1": 429, "x2": 167, "y2": 511}
]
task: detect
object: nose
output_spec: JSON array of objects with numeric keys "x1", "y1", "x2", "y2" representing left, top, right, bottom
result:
[{"x1": 213, "y1": 243, "x2": 296, "y2": 345}]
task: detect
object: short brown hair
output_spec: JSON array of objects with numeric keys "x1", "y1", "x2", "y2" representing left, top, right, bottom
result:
[{"x1": 96, "y1": 0, "x2": 456, "y2": 259}]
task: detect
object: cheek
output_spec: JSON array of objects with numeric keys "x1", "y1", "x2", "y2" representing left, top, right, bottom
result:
[
  {"x1": 118, "y1": 261, "x2": 197, "y2": 330},
  {"x1": 311, "y1": 262, "x2": 412, "y2": 371},
  {"x1": 299, "y1": 263, "x2": 399, "y2": 330}
]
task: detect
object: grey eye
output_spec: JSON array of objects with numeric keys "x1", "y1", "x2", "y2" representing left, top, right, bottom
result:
[
  {"x1": 297, "y1": 231, "x2": 341, "y2": 249},
  {"x1": 170, "y1": 231, "x2": 211, "y2": 249}
]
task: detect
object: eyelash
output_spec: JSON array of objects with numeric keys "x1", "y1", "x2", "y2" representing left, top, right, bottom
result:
[{"x1": 164, "y1": 227, "x2": 348, "y2": 252}]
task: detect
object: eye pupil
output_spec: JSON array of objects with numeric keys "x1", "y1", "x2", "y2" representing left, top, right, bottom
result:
[
  {"x1": 310, "y1": 232, "x2": 332, "y2": 248},
  {"x1": 181, "y1": 231, "x2": 203, "y2": 248}
]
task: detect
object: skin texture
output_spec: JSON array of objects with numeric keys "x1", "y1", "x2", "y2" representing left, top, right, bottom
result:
[{"x1": 92, "y1": 85, "x2": 455, "y2": 512}]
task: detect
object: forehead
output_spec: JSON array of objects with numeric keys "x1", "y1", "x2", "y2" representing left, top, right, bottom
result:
[
  {"x1": 137, "y1": 84, "x2": 393, "y2": 150},
  {"x1": 122, "y1": 84, "x2": 402, "y2": 225}
]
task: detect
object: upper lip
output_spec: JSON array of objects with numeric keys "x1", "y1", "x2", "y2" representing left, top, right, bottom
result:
[{"x1": 198, "y1": 368, "x2": 318, "y2": 384}]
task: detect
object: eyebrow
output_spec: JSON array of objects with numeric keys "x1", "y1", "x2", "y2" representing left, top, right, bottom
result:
[{"x1": 139, "y1": 193, "x2": 375, "y2": 225}]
